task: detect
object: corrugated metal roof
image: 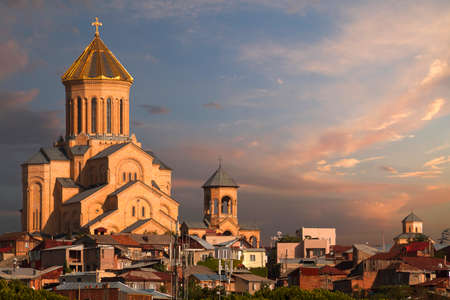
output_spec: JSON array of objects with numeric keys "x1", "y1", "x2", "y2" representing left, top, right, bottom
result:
[
  {"x1": 188, "y1": 235, "x2": 215, "y2": 250},
  {"x1": 202, "y1": 165, "x2": 238, "y2": 188},
  {"x1": 56, "y1": 282, "x2": 150, "y2": 295}
]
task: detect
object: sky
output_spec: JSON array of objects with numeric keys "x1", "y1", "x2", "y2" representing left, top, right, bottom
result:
[{"x1": 1, "y1": 0, "x2": 450, "y2": 245}]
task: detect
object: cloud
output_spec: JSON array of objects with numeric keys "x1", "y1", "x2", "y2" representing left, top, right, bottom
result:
[
  {"x1": 381, "y1": 166, "x2": 397, "y2": 174},
  {"x1": 333, "y1": 158, "x2": 360, "y2": 168},
  {"x1": 139, "y1": 104, "x2": 169, "y2": 115},
  {"x1": 421, "y1": 60, "x2": 448, "y2": 86},
  {"x1": 425, "y1": 143, "x2": 450, "y2": 154},
  {"x1": 390, "y1": 170, "x2": 442, "y2": 178},
  {"x1": 423, "y1": 156, "x2": 450, "y2": 168},
  {"x1": 203, "y1": 102, "x2": 222, "y2": 110},
  {"x1": 0, "y1": 89, "x2": 62, "y2": 145},
  {"x1": 0, "y1": 40, "x2": 28, "y2": 79},
  {"x1": 317, "y1": 160, "x2": 326, "y2": 165},
  {"x1": 421, "y1": 98, "x2": 445, "y2": 121},
  {"x1": 276, "y1": 78, "x2": 284, "y2": 85},
  {"x1": 143, "y1": 53, "x2": 159, "y2": 63},
  {"x1": 317, "y1": 156, "x2": 383, "y2": 172}
]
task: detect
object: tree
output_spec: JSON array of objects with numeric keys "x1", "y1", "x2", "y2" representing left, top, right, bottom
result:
[{"x1": 0, "y1": 280, "x2": 67, "y2": 300}]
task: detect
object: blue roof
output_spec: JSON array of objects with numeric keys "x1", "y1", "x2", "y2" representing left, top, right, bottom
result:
[{"x1": 191, "y1": 273, "x2": 228, "y2": 282}]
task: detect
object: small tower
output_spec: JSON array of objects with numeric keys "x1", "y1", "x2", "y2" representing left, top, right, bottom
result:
[
  {"x1": 402, "y1": 212, "x2": 423, "y2": 234},
  {"x1": 202, "y1": 164, "x2": 239, "y2": 230}
]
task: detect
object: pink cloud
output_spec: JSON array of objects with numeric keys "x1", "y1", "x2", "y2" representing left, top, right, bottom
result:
[{"x1": 0, "y1": 40, "x2": 28, "y2": 79}]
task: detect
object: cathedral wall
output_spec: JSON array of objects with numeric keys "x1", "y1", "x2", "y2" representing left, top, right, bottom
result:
[
  {"x1": 46, "y1": 161, "x2": 71, "y2": 233},
  {"x1": 153, "y1": 169, "x2": 172, "y2": 196},
  {"x1": 64, "y1": 80, "x2": 131, "y2": 137},
  {"x1": 22, "y1": 164, "x2": 48, "y2": 232},
  {"x1": 207, "y1": 187, "x2": 238, "y2": 226}
]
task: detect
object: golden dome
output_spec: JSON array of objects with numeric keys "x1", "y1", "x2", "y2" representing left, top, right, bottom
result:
[{"x1": 62, "y1": 35, "x2": 134, "y2": 83}]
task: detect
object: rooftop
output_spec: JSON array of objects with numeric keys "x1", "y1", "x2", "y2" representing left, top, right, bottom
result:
[{"x1": 202, "y1": 165, "x2": 239, "y2": 188}]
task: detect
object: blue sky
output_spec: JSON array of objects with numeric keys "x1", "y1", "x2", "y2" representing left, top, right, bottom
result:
[{"x1": 1, "y1": 0, "x2": 450, "y2": 245}]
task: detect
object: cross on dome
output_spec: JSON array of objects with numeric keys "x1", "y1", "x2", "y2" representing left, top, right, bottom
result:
[{"x1": 91, "y1": 17, "x2": 103, "y2": 36}]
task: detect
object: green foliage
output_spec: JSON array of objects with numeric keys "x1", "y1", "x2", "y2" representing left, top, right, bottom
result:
[
  {"x1": 367, "y1": 285, "x2": 419, "y2": 300},
  {"x1": 249, "y1": 267, "x2": 268, "y2": 278},
  {"x1": 197, "y1": 257, "x2": 241, "y2": 272},
  {"x1": 277, "y1": 235, "x2": 301, "y2": 243},
  {"x1": 152, "y1": 262, "x2": 167, "y2": 272},
  {"x1": 0, "y1": 280, "x2": 67, "y2": 300},
  {"x1": 63, "y1": 260, "x2": 71, "y2": 274},
  {"x1": 184, "y1": 283, "x2": 355, "y2": 300}
]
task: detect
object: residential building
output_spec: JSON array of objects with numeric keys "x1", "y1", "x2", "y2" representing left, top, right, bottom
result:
[
  {"x1": 240, "y1": 248, "x2": 267, "y2": 269},
  {"x1": 233, "y1": 273, "x2": 275, "y2": 295},
  {"x1": 287, "y1": 266, "x2": 346, "y2": 290},
  {"x1": 0, "y1": 232, "x2": 41, "y2": 260},
  {"x1": 54, "y1": 282, "x2": 153, "y2": 300},
  {"x1": 41, "y1": 244, "x2": 84, "y2": 272},
  {"x1": 296, "y1": 227, "x2": 336, "y2": 247},
  {"x1": 0, "y1": 266, "x2": 62, "y2": 289}
]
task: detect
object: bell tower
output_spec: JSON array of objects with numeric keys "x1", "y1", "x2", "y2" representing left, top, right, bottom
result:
[
  {"x1": 61, "y1": 17, "x2": 134, "y2": 141},
  {"x1": 202, "y1": 164, "x2": 239, "y2": 228}
]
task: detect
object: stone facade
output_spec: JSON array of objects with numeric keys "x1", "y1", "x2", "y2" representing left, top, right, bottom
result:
[
  {"x1": 181, "y1": 165, "x2": 260, "y2": 247},
  {"x1": 21, "y1": 31, "x2": 179, "y2": 236}
]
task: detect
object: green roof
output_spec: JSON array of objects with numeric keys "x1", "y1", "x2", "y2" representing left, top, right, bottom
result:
[
  {"x1": 202, "y1": 165, "x2": 238, "y2": 188},
  {"x1": 402, "y1": 212, "x2": 423, "y2": 223}
]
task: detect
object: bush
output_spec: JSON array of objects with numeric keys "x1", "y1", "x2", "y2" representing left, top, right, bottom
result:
[
  {"x1": 0, "y1": 280, "x2": 67, "y2": 300},
  {"x1": 249, "y1": 267, "x2": 268, "y2": 278}
]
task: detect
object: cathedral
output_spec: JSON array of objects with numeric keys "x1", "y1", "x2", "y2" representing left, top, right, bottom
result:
[{"x1": 21, "y1": 20, "x2": 179, "y2": 235}]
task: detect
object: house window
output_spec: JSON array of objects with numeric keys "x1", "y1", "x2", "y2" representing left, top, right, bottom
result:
[
  {"x1": 132, "y1": 206, "x2": 135, "y2": 217},
  {"x1": 250, "y1": 254, "x2": 256, "y2": 262},
  {"x1": 101, "y1": 249, "x2": 104, "y2": 259}
]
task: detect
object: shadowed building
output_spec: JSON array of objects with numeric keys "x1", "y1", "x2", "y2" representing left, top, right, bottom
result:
[{"x1": 21, "y1": 19, "x2": 179, "y2": 236}]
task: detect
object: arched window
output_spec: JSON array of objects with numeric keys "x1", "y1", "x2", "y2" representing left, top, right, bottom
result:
[
  {"x1": 123, "y1": 173, "x2": 126, "y2": 182},
  {"x1": 128, "y1": 173, "x2": 132, "y2": 181},
  {"x1": 91, "y1": 98, "x2": 97, "y2": 133},
  {"x1": 106, "y1": 98, "x2": 111, "y2": 133},
  {"x1": 132, "y1": 206, "x2": 135, "y2": 217},
  {"x1": 221, "y1": 196, "x2": 231, "y2": 214},
  {"x1": 142, "y1": 206, "x2": 145, "y2": 217},
  {"x1": 134, "y1": 173, "x2": 137, "y2": 181},
  {"x1": 31, "y1": 183, "x2": 42, "y2": 231},
  {"x1": 120, "y1": 99, "x2": 124, "y2": 134},
  {"x1": 77, "y1": 97, "x2": 82, "y2": 134}
]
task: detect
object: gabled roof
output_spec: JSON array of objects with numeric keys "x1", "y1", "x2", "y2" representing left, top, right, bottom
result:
[
  {"x1": 129, "y1": 234, "x2": 172, "y2": 245},
  {"x1": 23, "y1": 147, "x2": 69, "y2": 165},
  {"x1": 121, "y1": 219, "x2": 152, "y2": 233},
  {"x1": 23, "y1": 150, "x2": 49, "y2": 165},
  {"x1": 64, "y1": 184, "x2": 107, "y2": 204},
  {"x1": 400, "y1": 257, "x2": 449, "y2": 271},
  {"x1": 145, "y1": 150, "x2": 172, "y2": 171},
  {"x1": 188, "y1": 235, "x2": 215, "y2": 250},
  {"x1": 202, "y1": 165, "x2": 238, "y2": 188},
  {"x1": 402, "y1": 212, "x2": 423, "y2": 223},
  {"x1": 56, "y1": 178, "x2": 79, "y2": 188},
  {"x1": 71, "y1": 145, "x2": 90, "y2": 156},
  {"x1": 61, "y1": 35, "x2": 133, "y2": 83},
  {"x1": 233, "y1": 273, "x2": 273, "y2": 283},
  {"x1": 182, "y1": 221, "x2": 207, "y2": 229},
  {"x1": 81, "y1": 209, "x2": 117, "y2": 229},
  {"x1": 89, "y1": 143, "x2": 130, "y2": 160}
]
